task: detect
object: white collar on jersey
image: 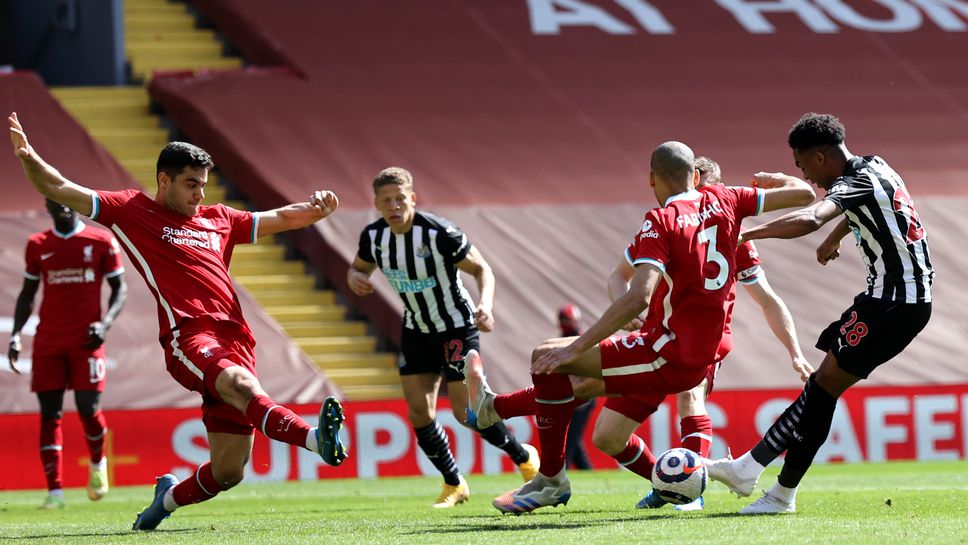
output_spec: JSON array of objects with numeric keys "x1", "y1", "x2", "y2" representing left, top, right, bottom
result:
[
  {"x1": 52, "y1": 222, "x2": 86, "y2": 240},
  {"x1": 664, "y1": 189, "x2": 701, "y2": 207}
]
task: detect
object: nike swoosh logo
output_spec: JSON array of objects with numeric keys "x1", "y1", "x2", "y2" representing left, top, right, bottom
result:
[
  {"x1": 41, "y1": 253, "x2": 55, "y2": 260},
  {"x1": 682, "y1": 464, "x2": 702, "y2": 475}
]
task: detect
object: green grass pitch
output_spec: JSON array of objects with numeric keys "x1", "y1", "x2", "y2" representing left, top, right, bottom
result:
[{"x1": 2, "y1": 461, "x2": 966, "y2": 544}]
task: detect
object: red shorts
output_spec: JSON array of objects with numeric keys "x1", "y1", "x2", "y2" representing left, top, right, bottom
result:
[
  {"x1": 602, "y1": 362, "x2": 720, "y2": 423},
  {"x1": 163, "y1": 318, "x2": 257, "y2": 435},
  {"x1": 599, "y1": 331, "x2": 709, "y2": 398},
  {"x1": 30, "y1": 342, "x2": 106, "y2": 393}
]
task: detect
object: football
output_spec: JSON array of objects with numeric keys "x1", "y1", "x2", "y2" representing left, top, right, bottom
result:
[{"x1": 651, "y1": 448, "x2": 708, "y2": 505}]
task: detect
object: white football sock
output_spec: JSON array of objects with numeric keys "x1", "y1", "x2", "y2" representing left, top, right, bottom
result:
[
  {"x1": 162, "y1": 486, "x2": 179, "y2": 512},
  {"x1": 734, "y1": 451, "x2": 766, "y2": 480},
  {"x1": 768, "y1": 481, "x2": 797, "y2": 503},
  {"x1": 306, "y1": 428, "x2": 319, "y2": 453}
]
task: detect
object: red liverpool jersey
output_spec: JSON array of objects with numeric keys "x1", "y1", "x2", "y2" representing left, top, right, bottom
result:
[
  {"x1": 89, "y1": 190, "x2": 257, "y2": 340},
  {"x1": 24, "y1": 223, "x2": 124, "y2": 346},
  {"x1": 624, "y1": 184, "x2": 763, "y2": 368}
]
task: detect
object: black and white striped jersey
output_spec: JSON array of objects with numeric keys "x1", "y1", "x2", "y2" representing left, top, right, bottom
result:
[
  {"x1": 357, "y1": 211, "x2": 476, "y2": 333},
  {"x1": 824, "y1": 156, "x2": 933, "y2": 303}
]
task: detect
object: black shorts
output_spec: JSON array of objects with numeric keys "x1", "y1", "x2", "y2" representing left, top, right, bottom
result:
[
  {"x1": 816, "y1": 296, "x2": 931, "y2": 379},
  {"x1": 399, "y1": 326, "x2": 480, "y2": 382}
]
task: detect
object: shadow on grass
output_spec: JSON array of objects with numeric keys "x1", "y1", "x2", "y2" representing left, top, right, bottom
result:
[{"x1": 0, "y1": 528, "x2": 197, "y2": 541}]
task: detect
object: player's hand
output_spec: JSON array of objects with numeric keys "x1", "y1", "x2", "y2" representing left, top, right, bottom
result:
[
  {"x1": 8, "y1": 112, "x2": 35, "y2": 162},
  {"x1": 309, "y1": 190, "x2": 339, "y2": 218},
  {"x1": 816, "y1": 238, "x2": 841, "y2": 265},
  {"x1": 84, "y1": 322, "x2": 107, "y2": 349},
  {"x1": 8, "y1": 334, "x2": 22, "y2": 374},
  {"x1": 474, "y1": 305, "x2": 494, "y2": 332},
  {"x1": 792, "y1": 355, "x2": 814, "y2": 382},
  {"x1": 531, "y1": 344, "x2": 578, "y2": 375},
  {"x1": 750, "y1": 172, "x2": 789, "y2": 189},
  {"x1": 347, "y1": 270, "x2": 374, "y2": 297}
]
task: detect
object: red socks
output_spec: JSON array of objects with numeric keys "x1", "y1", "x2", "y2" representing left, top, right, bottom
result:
[
  {"x1": 245, "y1": 395, "x2": 312, "y2": 448},
  {"x1": 172, "y1": 462, "x2": 225, "y2": 506},
  {"x1": 613, "y1": 433, "x2": 656, "y2": 479},
  {"x1": 494, "y1": 386, "x2": 537, "y2": 418},
  {"x1": 680, "y1": 415, "x2": 713, "y2": 457},
  {"x1": 533, "y1": 373, "x2": 580, "y2": 477},
  {"x1": 39, "y1": 417, "x2": 63, "y2": 491},
  {"x1": 79, "y1": 411, "x2": 107, "y2": 464}
]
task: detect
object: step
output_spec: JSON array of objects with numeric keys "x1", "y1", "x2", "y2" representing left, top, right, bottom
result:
[
  {"x1": 263, "y1": 304, "x2": 346, "y2": 321},
  {"x1": 338, "y1": 384, "x2": 403, "y2": 401},
  {"x1": 127, "y1": 31, "x2": 218, "y2": 45},
  {"x1": 124, "y1": 4, "x2": 188, "y2": 17},
  {"x1": 323, "y1": 367, "x2": 400, "y2": 387},
  {"x1": 125, "y1": 13, "x2": 197, "y2": 27},
  {"x1": 250, "y1": 290, "x2": 335, "y2": 306},
  {"x1": 56, "y1": 102, "x2": 151, "y2": 119},
  {"x1": 89, "y1": 130, "x2": 169, "y2": 148},
  {"x1": 73, "y1": 117, "x2": 160, "y2": 131},
  {"x1": 50, "y1": 86, "x2": 147, "y2": 100},
  {"x1": 234, "y1": 245, "x2": 285, "y2": 258},
  {"x1": 126, "y1": 41, "x2": 222, "y2": 57},
  {"x1": 101, "y1": 145, "x2": 164, "y2": 163},
  {"x1": 229, "y1": 260, "x2": 303, "y2": 276},
  {"x1": 233, "y1": 274, "x2": 315, "y2": 291},
  {"x1": 310, "y1": 352, "x2": 398, "y2": 370},
  {"x1": 131, "y1": 57, "x2": 242, "y2": 71},
  {"x1": 278, "y1": 321, "x2": 366, "y2": 338},
  {"x1": 294, "y1": 336, "x2": 377, "y2": 354}
]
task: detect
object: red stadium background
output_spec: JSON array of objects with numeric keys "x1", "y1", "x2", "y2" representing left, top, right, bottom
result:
[{"x1": 3, "y1": 0, "x2": 968, "y2": 490}]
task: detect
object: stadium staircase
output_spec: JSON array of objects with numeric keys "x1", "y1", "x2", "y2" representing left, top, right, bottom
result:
[{"x1": 46, "y1": 0, "x2": 401, "y2": 400}]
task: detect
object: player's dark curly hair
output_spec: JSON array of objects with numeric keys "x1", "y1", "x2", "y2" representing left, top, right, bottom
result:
[
  {"x1": 156, "y1": 142, "x2": 214, "y2": 181},
  {"x1": 788, "y1": 113, "x2": 845, "y2": 150}
]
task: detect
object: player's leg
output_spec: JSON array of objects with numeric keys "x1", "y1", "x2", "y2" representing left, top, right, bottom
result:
[
  {"x1": 592, "y1": 404, "x2": 657, "y2": 480},
  {"x1": 134, "y1": 432, "x2": 254, "y2": 530},
  {"x1": 176, "y1": 433, "x2": 254, "y2": 506},
  {"x1": 402, "y1": 372, "x2": 468, "y2": 507},
  {"x1": 74, "y1": 389, "x2": 109, "y2": 501},
  {"x1": 200, "y1": 346, "x2": 345, "y2": 466},
  {"x1": 677, "y1": 380, "x2": 712, "y2": 457},
  {"x1": 448, "y1": 343, "x2": 536, "y2": 480},
  {"x1": 491, "y1": 338, "x2": 595, "y2": 514},
  {"x1": 449, "y1": 377, "x2": 538, "y2": 481},
  {"x1": 68, "y1": 344, "x2": 109, "y2": 501},
  {"x1": 36, "y1": 390, "x2": 66, "y2": 509},
  {"x1": 670, "y1": 380, "x2": 712, "y2": 511}
]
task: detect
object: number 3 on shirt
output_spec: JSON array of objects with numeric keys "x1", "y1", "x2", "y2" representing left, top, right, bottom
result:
[{"x1": 698, "y1": 225, "x2": 729, "y2": 290}]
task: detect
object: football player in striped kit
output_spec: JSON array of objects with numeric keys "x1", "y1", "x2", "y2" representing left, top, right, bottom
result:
[
  {"x1": 349, "y1": 167, "x2": 538, "y2": 508},
  {"x1": 706, "y1": 113, "x2": 933, "y2": 514}
]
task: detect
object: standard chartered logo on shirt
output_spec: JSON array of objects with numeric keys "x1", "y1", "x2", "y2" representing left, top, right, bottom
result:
[{"x1": 385, "y1": 268, "x2": 437, "y2": 293}]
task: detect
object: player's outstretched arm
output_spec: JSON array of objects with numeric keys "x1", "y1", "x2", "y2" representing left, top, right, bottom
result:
[
  {"x1": 817, "y1": 218, "x2": 852, "y2": 265},
  {"x1": 743, "y1": 199, "x2": 842, "y2": 242},
  {"x1": 256, "y1": 190, "x2": 338, "y2": 237},
  {"x1": 7, "y1": 277, "x2": 40, "y2": 374},
  {"x1": 743, "y1": 273, "x2": 813, "y2": 382},
  {"x1": 8, "y1": 113, "x2": 94, "y2": 215},
  {"x1": 532, "y1": 263, "x2": 661, "y2": 374},
  {"x1": 456, "y1": 246, "x2": 495, "y2": 332},
  {"x1": 753, "y1": 172, "x2": 817, "y2": 213},
  {"x1": 347, "y1": 256, "x2": 377, "y2": 297}
]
